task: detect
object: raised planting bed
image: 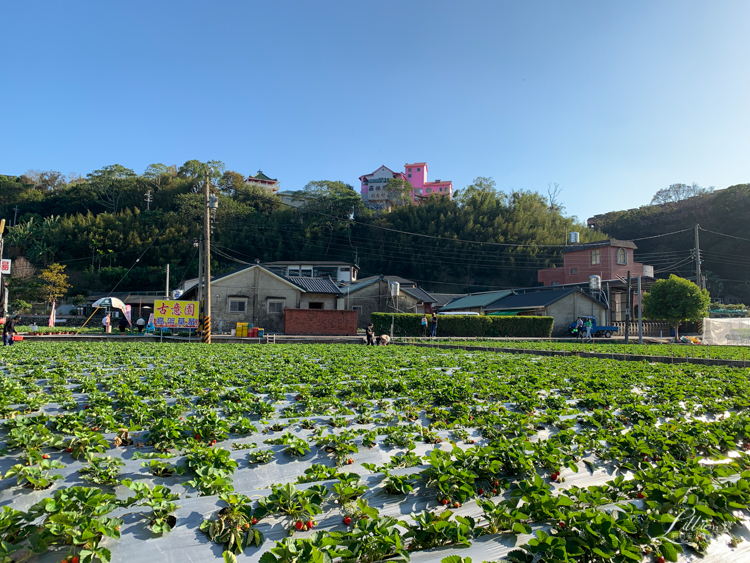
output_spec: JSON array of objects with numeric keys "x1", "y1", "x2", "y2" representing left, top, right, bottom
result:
[{"x1": 0, "y1": 342, "x2": 748, "y2": 562}]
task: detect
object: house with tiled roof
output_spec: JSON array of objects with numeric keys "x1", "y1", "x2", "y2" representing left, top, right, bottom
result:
[{"x1": 179, "y1": 264, "x2": 350, "y2": 335}]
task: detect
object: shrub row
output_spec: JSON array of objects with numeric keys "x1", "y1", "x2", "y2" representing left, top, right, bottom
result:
[{"x1": 371, "y1": 313, "x2": 554, "y2": 338}]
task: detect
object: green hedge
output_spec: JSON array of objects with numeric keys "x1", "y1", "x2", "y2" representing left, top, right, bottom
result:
[{"x1": 371, "y1": 313, "x2": 554, "y2": 338}]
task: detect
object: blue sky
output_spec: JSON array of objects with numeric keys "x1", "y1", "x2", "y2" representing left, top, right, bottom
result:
[{"x1": 1, "y1": 1, "x2": 748, "y2": 222}]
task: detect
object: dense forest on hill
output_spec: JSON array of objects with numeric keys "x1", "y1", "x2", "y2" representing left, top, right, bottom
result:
[
  {"x1": 591, "y1": 183, "x2": 750, "y2": 302},
  {"x1": 0, "y1": 162, "x2": 602, "y2": 300}
]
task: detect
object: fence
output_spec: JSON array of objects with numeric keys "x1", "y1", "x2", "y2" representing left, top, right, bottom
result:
[{"x1": 612, "y1": 321, "x2": 671, "y2": 337}]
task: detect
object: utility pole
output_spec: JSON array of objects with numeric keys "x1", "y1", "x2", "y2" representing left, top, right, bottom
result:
[
  {"x1": 0, "y1": 219, "x2": 5, "y2": 319},
  {"x1": 145, "y1": 190, "x2": 153, "y2": 211},
  {"x1": 694, "y1": 223, "x2": 702, "y2": 290},
  {"x1": 624, "y1": 270, "x2": 631, "y2": 344},
  {"x1": 165, "y1": 264, "x2": 170, "y2": 298},
  {"x1": 12, "y1": 207, "x2": 19, "y2": 226},
  {"x1": 202, "y1": 168, "x2": 212, "y2": 343},
  {"x1": 637, "y1": 275, "x2": 643, "y2": 345}
]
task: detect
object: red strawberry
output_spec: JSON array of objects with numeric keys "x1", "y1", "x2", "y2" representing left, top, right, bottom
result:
[
  {"x1": 558, "y1": 522, "x2": 565, "y2": 529},
  {"x1": 360, "y1": 515, "x2": 368, "y2": 520},
  {"x1": 478, "y1": 488, "x2": 484, "y2": 495},
  {"x1": 441, "y1": 498, "x2": 449, "y2": 505},
  {"x1": 72, "y1": 557, "x2": 80, "y2": 563},
  {"x1": 343, "y1": 516, "x2": 352, "y2": 525},
  {"x1": 42, "y1": 454, "x2": 50, "y2": 459},
  {"x1": 93, "y1": 428, "x2": 98, "y2": 431},
  {"x1": 469, "y1": 439, "x2": 475, "y2": 444},
  {"x1": 306, "y1": 520, "x2": 313, "y2": 530},
  {"x1": 66, "y1": 447, "x2": 72, "y2": 453},
  {"x1": 637, "y1": 492, "x2": 645, "y2": 499},
  {"x1": 453, "y1": 501, "x2": 460, "y2": 508},
  {"x1": 347, "y1": 458, "x2": 354, "y2": 465},
  {"x1": 658, "y1": 558, "x2": 666, "y2": 563},
  {"x1": 251, "y1": 517, "x2": 258, "y2": 525},
  {"x1": 493, "y1": 488, "x2": 498, "y2": 494},
  {"x1": 295, "y1": 521, "x2": 304, "y2": 530}
]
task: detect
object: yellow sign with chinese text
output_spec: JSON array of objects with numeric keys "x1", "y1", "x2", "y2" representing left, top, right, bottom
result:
[{"x1": 153, "y1": 300, "x2": 199, "y2": 329}]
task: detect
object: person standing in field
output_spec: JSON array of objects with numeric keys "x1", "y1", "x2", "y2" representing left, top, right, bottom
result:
[
  {"x1": 3, "y1": 316, "x2": 20, "y2": 346},
  {"x1": 365, "y1": 323, "x2": 375, "y2": 346},
  {"x1": 136, "y1": 317, "x2": 146, "y2": 333},
  {"x1": 421, "y1": 315, "x2": 427, "y2": 337},
  {"x1": 584, "y1": 318, "x2": 593, "y2": 340},
  {"x1": 431, "y1": 314, "x2": 438, "y2": 338}
]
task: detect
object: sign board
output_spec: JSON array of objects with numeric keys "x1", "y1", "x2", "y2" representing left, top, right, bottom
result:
[
  {"x1": 153, "y1": 299, "x2": 199, "y2": 329},
  {"x1": 125, "y1": 305, "x2": 132, "y2": 326},
  {"x1": 0, "y1": 260, "x2": 10, "y2": 274}
]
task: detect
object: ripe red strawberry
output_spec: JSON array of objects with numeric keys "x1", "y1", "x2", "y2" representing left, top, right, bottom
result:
[
  {"x1": 295, "y1": 521, "x2": 304, "y2": 530},
  {"x1": 360, "y1": 515, "x2": 368, "y2": 520},
  {"x1": 306, "y1": 520, "x2": 313, "y2": 530},
  {"x1": 637, "y1": 492, "x2": 645, "y2": 499},
  {"x1": 558, "y1": 521, "x2": 565, "y2": 529},
  {"x1": 62, "y1": 559, "x2": 69, "y2": 563},
  {"x1": 493, "y1": 488, "x2": 498, "y2": 494},
  {"x1": 657, "y1": 558, "x2": 665, "y2": 563},
  {"x1": 93, "y1": 428, "x2": 98, "y2": 431},
  {"x1": 441, "y1": 498, "x2": 449, "y2": 505},
  {"x1": 72, "y1": 557, "x2": 80, "y2": 563},
  {"x1": 66, "y1": 447, "x2": 72, "y2": 453},
  {"x1": 453, "y1": 501, "x2": 460, "y2": 508},
  {"x1": 343, "y1": 516, "x2": 352, "y2": 525},
  {"x1": 251, "y1": 517, "x2": 258, "y2": 525},
  {"x1": 42, "y1": 454, "x2": 50, "y2": 459},
  {"x1": 469, "y1": 439, "x2": 475, "y2": 444},
  {"x1": 478, "y1": 488, "x2": 484, "y2": 495},
  {"x1": 347, "y1": 458, "x2": 354, "y2": 465}
]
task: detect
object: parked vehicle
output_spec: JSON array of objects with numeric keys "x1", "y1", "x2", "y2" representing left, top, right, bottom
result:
[{"x1": 568, "y1": 316, "x2": 619, "y2": 338}]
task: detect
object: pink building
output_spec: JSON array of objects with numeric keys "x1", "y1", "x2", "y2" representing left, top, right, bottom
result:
[{"x1": 359, "y1": 162, "x2": 453, "y2": 208}]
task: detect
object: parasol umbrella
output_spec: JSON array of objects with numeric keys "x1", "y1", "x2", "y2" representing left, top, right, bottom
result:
[{"x1": 91, "y1": 297, "x2": 128, "y2": 313}]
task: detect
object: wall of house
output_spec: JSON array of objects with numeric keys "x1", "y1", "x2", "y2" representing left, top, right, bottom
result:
[
  {"x1": 336, "y1": 280, "x2": 420, "y2": 328},
  {"x1": 538, "y1": 246, "x2": 649, "y2": 286},
  {"x1": 299, "y1": 294, "x2": 337, "y2": 309},
  {"x1": 546, "y1": 293, "x2": 605, "y2": 336},
  {"x1": 284, "y1": 309, "x2": 358, "y2": 336},
  {"x1": 210, "y1": 267, "x2": 301, "y2": 334}
]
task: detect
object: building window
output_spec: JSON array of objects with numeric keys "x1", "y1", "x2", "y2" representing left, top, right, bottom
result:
[
  {"x1": 300, "y1": 268, "x2": 313, "y2": 277},
  {"x1": 426, "y1": 188, "x2": 431, "y2": 193},
  {"x1": 268, "y1": 300, "x2": 285, "y2": 314},
  {"x1": 288, "y1": 267, "x2": 300, "y2": 276},
  {"x1": 417, "y1": 168, "x2": 421, "y2": 171},
  {"x1": 352, "y1": 306, "x2": 362, "y2": 315},
  {"x1": 570, "y1": 268, "x2": 578, "y2": 275},
  {"x1": 408, "y1": 168, "x2": 412, "y2": 172},
  {"x1": 228, "y1": 298, "x2": 247, "y2": 313},
  {"x1": 551, "y1": 281, "x2": 560, "y2": 286},
  {"x1": 617, "y1": 247, "x2": 627, "y2": 265},
  {"x1": 591, "y1": 249, "x2": 601, "y2": 265},
  {"x1": 369, "y1": 186, "x2": 373, "y2": 191},
  {"x1": 308, "y1": 302, "x2": 324, "y2": 309}
]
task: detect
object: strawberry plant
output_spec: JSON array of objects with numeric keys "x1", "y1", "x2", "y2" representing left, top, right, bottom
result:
[
  {"x1": 333, "y1": 472, "x2": 367, "y2": 505},
  {"x1": 4, "y1": 458, "x2": 64, "y2": 490},
  {"x1": 249, "y1": 449, "x2": 275, "y2": 464},
  {"x1": 123, "y1": 479, "x2": 180, "y2": 535},
  {"x1": 201, "y1": 493, "x2": 265, "y2": 554},
  {"x1": 141, "y1": 459, "x2": 185, "y2": 478},
  {"x1": 258, "y1": 483, "x2": 327, "y2": 529},
  {"x1": 404, "y1": 509, "x2": 476, "y2": 550},
  {"x1": 79, "y1": 456, "x2": 125, "y2": 485}
]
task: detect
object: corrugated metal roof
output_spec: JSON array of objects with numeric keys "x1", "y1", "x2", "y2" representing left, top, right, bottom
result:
[
  {"x1": 338, "y1": 277, "x2": 383, "y2": 296},
  {"x1": 285, "y1": 276, "x2": 342, "y2": 294},
  {"x1": 430, "y1": 293, "x2": 468, "y2": 308},
  {"x1": 401, "y1": 286, "x2": 437, "y2": 303},
  {"x1": 439, "y1": 290, "x2": 514, "y2": 311},
  {"x1": 485, "y1": 288, "x2": 602, "y2": 311}
]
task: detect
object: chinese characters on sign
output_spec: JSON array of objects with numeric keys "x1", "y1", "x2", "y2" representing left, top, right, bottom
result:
[
  {"x1": 153, "y1": 300, "x2": 199, "y2": 328},
  {"x1": 0, "y1": 260, "x2": 10, "y2": 274}
]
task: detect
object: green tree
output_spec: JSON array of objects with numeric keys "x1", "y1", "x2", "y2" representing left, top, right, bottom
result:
[
  {"x1": 642, "y1": 274, "x2": 710, "y2": 338},
  {"x1": 37, "y1": 263, "x2": 71, "y2": 306},
  {"x1": 87, "y1": 164, "x2": 137, "y2": 213}
]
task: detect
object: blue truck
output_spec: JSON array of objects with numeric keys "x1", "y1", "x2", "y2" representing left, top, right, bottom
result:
[{"x1": 568, "y1": 315, "x2": 619, "y2": 338}]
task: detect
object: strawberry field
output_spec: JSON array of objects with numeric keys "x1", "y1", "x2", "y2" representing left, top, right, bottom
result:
[{"x1": 0, "y1": 342, "x2": 749, "y2": 563}]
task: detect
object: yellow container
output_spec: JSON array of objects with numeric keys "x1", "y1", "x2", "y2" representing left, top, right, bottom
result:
[{"x1": 236, "y1": 322, "x2": 247, "y2": 337}]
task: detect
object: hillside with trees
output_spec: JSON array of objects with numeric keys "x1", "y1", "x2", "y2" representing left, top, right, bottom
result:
[
  {"x1": 589, "y1": 183, "x2": 750, "y2": 303},
  {"x1": 0, "y1": 163, "x2": 603, "y2": 304}
]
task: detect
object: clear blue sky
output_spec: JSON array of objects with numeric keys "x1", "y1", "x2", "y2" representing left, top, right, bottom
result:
[{"x1": 1, "y1": 1, "x2": 748, "y2": 221}]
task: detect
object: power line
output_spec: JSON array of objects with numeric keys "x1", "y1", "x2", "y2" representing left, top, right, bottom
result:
[{"x1": 699, "y1": 227, "x2": 750, "y2": 243}]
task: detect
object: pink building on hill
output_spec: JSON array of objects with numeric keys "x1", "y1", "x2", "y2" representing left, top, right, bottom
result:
[{"x1": 359, "y1": 162, "x2": 453, "y2": 209}]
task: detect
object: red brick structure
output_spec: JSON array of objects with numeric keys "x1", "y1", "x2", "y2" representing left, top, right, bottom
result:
[
  {"x1": 538, "y1": 239, "x2": 653, "y2": 286},
  {"x1": 284, "y1": 309, "x2": 358, "y2": 336}
]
